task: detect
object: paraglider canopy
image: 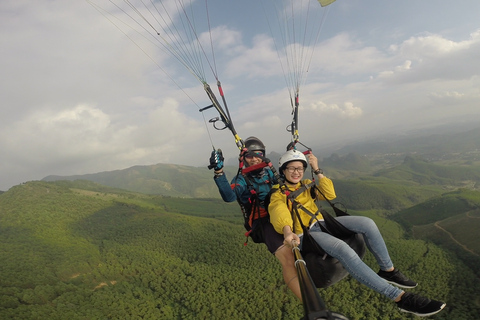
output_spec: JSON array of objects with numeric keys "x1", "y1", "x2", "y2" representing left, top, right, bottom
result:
[{"x1": 318, "y1": 0, "x2": 337, "y2": 7}]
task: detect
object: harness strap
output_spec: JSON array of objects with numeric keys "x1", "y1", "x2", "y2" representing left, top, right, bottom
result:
[
  {"x1": 286, "y1": 183, "x2": 328, "y2": 233},
  {"x1": 243, "y1": 174, "x2": 264, "y2": 223},
  {"x1": 235, "y1": 163, "x2": 277, "y2": 244},
  {"x1": 287, "y1": 181, "x2": 316, "y2": 200},
  {"x1": 313, "y1": 185, "x2": 349, "y2": 217},
  {"x1": 283, "y1": 181, "x2": 356, "y2": 240}
]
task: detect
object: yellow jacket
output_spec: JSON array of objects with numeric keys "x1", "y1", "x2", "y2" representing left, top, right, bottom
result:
[{"x1": 268, "y1": 178, "x2": 336, "y2": 235}]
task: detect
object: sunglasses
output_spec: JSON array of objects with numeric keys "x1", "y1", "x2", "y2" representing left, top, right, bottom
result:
[{"x1": 245, "y1": 151, "x2": 264, "y2": 159}]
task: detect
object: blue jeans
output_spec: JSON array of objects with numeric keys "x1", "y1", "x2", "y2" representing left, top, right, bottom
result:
[{"x1": 305, "y1": 216, "x2": 403, "y2": 300}]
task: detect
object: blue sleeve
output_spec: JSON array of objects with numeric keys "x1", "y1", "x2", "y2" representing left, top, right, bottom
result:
[{"x1": 214, "y1": 173, "x2": 247, "y2": 203}]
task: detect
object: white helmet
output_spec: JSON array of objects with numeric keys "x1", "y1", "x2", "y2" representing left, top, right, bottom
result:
[{"x1": 279, "y1": 149, "x2": 307, "y2": 170}]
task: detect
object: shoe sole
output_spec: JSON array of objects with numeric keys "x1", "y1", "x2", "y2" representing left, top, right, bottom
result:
[
  {"x1": 383, "y1": 279, "x2": 418, "y2": 289},
  {"x1": 398, "y1": 302, "x2": 446, "y2": 317}
]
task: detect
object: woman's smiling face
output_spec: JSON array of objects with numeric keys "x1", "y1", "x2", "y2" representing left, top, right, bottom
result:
[{"x1": 283, "y1": 160, "x2": 305, "y2": 185}]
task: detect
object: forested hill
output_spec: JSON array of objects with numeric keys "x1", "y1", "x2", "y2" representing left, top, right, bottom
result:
[
  {"x1": 38, "y1": 124, "x2": 480, "y2": 197},
  {"x1": 1, "y1": 180, "x2": 479, "y2": 319},
  {"x1": 373, "y1": 155, "x2": 480, "y2": 187},
  {"x1": 40, "y1": 155, "x2": 480, "y2": 221},
  {"x1": 391, "y1": 188, "x2": 480, "y2": 277},
  {"x1": 43, "y1": 164, "x2": 239, "y2": 198},
  {"x1": 41, "y1": 153, "x2": 480, "y2": 202},
  {"x1": 325, "y1": 124, "x2": 480, "y2": 158}
]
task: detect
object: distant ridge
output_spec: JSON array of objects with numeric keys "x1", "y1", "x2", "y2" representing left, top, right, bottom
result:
[
  {"x1": 324, "y1": 125, "x2": 480, "y2": 159},
  {"x1": 41, "y1": 125, "x2": 480, "y2": 199},
  {"x1": 42, "y1": 163, "x2": 238, "y2": 198}
]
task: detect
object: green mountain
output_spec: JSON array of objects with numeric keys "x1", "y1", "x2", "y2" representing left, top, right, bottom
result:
[
  {"x1": 392, "y1": 188, "x2": 480, "y2": 228},
  {"x1": 0, "y1": 180, "x2": 300, "y2": 319},
  {"x1": 327, "y1": 155, "x2": 480, "y2": 212},
  {"x1": 331, "y1": 178, "x2": 441, "y2": 212},
  {"x1": 374, "y1": 155, "x2": 480, "y2": 187},
  {"x1": 327, "y1": 125, "x2": 480, "y2": 161},
  {"x1": 412, "y1": 209, "x2": 480, "y2": 279},
  {"x1": 37, "y1": 155, "x2": 455, "y2": 196},
  {"x1": 390, "y1": 188, "x2": 480, "y2": 278},
  {"x1": 1, "y1": 180, "x2": 479, "y2": 319},
  {"x1": 22, "y1": 129, "x2": 480, "y2": 319},
  {"x1": 320, "y1": 155, "x2": 480, "y2": 213},
  {"x1": 43, "y1": 164, "x2": 238, "y2": 198},
  {"x1": 41, "y1": 153, "x2": 480, "y2": 219}
]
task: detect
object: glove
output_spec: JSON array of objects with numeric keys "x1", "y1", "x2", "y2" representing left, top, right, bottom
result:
[{"x1": 208, "y1": 149, "x2": 224, "y2": 171}]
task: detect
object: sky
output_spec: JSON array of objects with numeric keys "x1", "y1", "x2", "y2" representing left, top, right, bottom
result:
[{"x1": 1, "y1": 0, "x2": 480, "y2": 191}]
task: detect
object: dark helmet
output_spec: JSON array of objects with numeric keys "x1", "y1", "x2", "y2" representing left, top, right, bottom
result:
[{"x1": 244, "y1": 136, "x2": 265, "y2": 154}]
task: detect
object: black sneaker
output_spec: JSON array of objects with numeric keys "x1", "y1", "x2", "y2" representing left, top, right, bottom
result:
[
  {"x1": 396, "y1": 292, "x2": 446, "y2": 317},
  {"x1": 378, "y1": 268, "x2": 418, "y2": 288}
]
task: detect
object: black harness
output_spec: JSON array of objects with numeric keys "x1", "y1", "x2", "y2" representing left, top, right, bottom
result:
[
  {"x1": 234, "y1": 153, "x2": 281, "y2": 244},
  {"x1": 271, "y1": 181, "x2": 366, "y2": 289},
  {"x1": 279, "y1": 181, "x2": 356, "y2": 257}
]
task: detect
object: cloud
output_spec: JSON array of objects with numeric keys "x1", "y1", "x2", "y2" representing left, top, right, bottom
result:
[
  {"x1": 428, "y1": 91, "x2": 465, "y2": 104},
  {"x1": 218, "y1": 25, "x2": 480, "y2": 151},
  {"x1": 2, "y1": 0, "x2": 480, "y2": 191},
  {"x1": 0, "y1": 99, "x2": 207, "y2": 186},
  {"x1": 312, "y1": 33, "x2": 389, "y2": 76},
  {"x1": 3, "y1": 104, "x2": 130, "y2": 166},
  {"x1": 378, "y1": 30, "x2": 480, "y2": 83},
  {"x1": 225, "y1": 34, "x2": 280, "y2": 78},
  {"x1": 306, "y1": 101, "x2": 363, "y2": 118},
  {"x1": 200, "y1": 25, "x2": 243, "y2": 54}
]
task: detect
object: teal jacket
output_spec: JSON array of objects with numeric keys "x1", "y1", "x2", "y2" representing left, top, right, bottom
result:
[{"x1": 214, "y1": 168, "x2": 277, "y2": 209}]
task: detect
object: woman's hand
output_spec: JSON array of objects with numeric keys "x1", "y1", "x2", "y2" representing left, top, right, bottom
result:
[
  {"x1": 307, "y1": 153, "x2": 319, "y2": 171},
  {"x1": 283, "y1": 226, "x2": 300, "y2": 248},
  {"x1": 307, "y1": 153, "x2": 324, "y2": 177}
]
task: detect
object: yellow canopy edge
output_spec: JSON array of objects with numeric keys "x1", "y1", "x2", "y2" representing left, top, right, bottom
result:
[{"x1": 317, "y1": 0, "x2": 336, "y2": 7}]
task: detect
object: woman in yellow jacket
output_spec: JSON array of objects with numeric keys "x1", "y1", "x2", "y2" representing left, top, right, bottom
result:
[{"x1": 268, "y1": 149, "x2": 446, "y2": 317}]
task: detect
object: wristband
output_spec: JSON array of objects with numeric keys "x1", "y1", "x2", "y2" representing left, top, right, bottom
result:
[{"x1": 313, "y1": 168, "x2": 323, "y2": 175}]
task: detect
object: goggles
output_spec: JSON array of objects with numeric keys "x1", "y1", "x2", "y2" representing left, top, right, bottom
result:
[{"x1": 245, "y1": 151, "x2": 264, "y2": 159}]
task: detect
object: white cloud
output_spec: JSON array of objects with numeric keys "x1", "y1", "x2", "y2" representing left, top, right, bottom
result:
[
  {"x1": 306, "y1": 101, "x2": 363, "y2": 119},
  {"x1": 312, "y1": 33, "x2": 389, "y2": 76},
  {"x1": 3, "y1": 104, "x2": 131, "y2": 165},
  {"x1": 428, "y1": 91, "x2": 465, "y2": 104},
  {"x1": 2, "y1": 0, "x2": 480, "y2": 190},
  {"x1": 225, "y1": 34, "x2": 280, "y2": 78},
  {"x1": 0, "y1": 99, "x2": 207, "y2": 186},
  {"x1": 200, "y1": 25, "x2": 243, "y2": 54},
  {"x1": 378, "y1": 30, "x2": 480, "y2": 83}
]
